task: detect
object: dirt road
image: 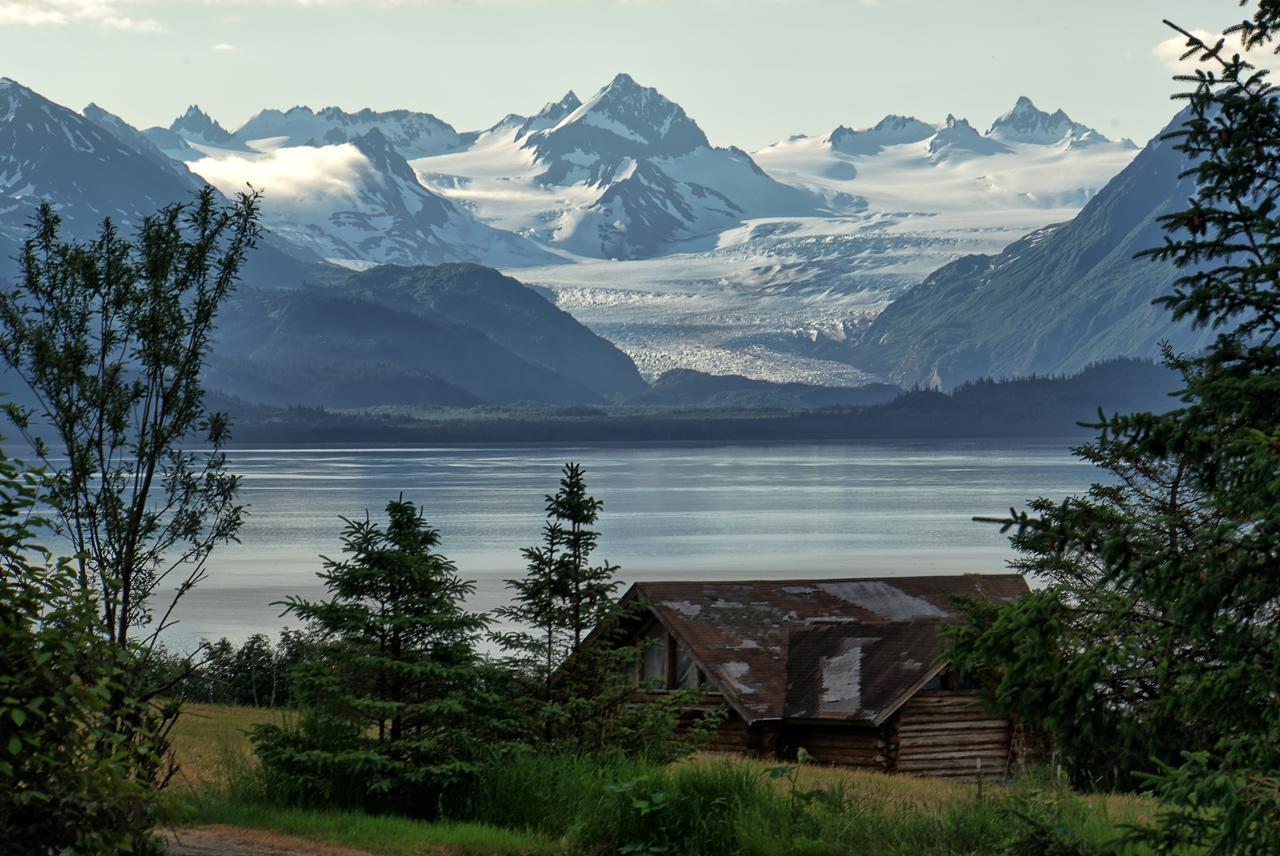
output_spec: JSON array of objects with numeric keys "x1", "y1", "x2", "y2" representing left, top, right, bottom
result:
[{"x1": 166, "y1": 825, "x2": 373, "y2": 856}]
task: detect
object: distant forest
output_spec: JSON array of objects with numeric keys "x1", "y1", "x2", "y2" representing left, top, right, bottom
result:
[{"x1": 217, "y1": 357, "x2": 1178, "y2": 445}]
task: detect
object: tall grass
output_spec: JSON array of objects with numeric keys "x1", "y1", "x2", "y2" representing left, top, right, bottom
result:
[
  {"x1": 455, "y1": 751, "x2": 1153, "y2": 856},
  {"x1": 172, "y1": 705, "x2": 1166, "y2": 855}
]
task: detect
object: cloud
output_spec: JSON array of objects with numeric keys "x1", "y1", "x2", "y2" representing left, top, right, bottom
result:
[
  {"x1": 187, "y1": 143, "x2": 371, "y2": 206},
  {"x1": 1153, "y1": 26, "x2": 1280, "y2": 73},
  {"x1": 1152, "y1": 28, "x2": 1218, "y2": 71},
  {"x1": 212, "y1": 42, "x2": 237, "y2": 50},
  {"x1": 0, "y1": 0, "x2": 162, "y2": 31}
]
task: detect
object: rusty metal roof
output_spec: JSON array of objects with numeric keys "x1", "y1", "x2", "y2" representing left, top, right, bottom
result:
[{"x1": 630, "y1": 574, "x2": 1027, "y2": 725}]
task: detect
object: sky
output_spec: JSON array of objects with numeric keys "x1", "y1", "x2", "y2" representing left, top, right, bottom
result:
[{"x1": 0, "y1": 0, "x2": 1258, "y2": 150}]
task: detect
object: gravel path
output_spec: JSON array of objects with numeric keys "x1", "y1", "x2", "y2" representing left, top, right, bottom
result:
[{"x1": 166, "y1": 825, "x2": 373, "y2": 856}]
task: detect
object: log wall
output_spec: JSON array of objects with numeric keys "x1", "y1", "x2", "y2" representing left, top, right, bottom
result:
[
  {"x1": 689, "y1": 691, "x2": 1014, "y2": 781},
  {"x1": 779, "y1": 723, "x2": 887, "y2": 769},
  {"x1": 891, "y1": 692, "x2": 1011, "y2": 780},
  {"x1": 683, "y1": 700, "x2": 780, "y2": 757}
]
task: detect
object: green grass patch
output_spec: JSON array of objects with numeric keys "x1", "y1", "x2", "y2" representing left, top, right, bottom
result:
[
  {"x1": 171, "y1": 703, "x2": 1170, "y2": 855},
  {"x1": 188, "y1": 798, "x2": 557, "y2": 855}
]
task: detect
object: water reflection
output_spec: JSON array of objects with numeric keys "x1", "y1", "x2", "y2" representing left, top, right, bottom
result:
[{"x1": 163, "y1": 440, "x2": 1093, "y2": 648}]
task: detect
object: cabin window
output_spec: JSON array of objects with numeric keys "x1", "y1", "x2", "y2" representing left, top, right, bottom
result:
[
  {"x1": 640, "y1": 623, "x2": 667, "y2": 686},
  {"x1": 674, "y1": 639, "x2": 699, "y2": 689},
  {"x1": 920, "y1": 670, "x2": 979, "y2": 691}
]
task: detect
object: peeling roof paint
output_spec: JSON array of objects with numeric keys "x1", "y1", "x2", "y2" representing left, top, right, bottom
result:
[
  {"x1": 624, "y1": 574, "x2": 1027, "y2": 724},
  {"x1": 820, "y1": 641, "x2": 867, "y2": 712},
  {"x1": 720, "y1": 661, "x2": 757, "y2": 695},
  {"x1": 817, "y1": 580, "x2": 949, "y2": 621},
  {"x1": 664, "y1": 600, "x2": 703, "y2": 618}
]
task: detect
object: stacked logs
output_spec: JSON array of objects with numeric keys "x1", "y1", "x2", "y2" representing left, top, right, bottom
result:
[
  {"x1": 780, "y1": 724, "x2": 887, "y2": 768},
  {"x1": 892, "y1": 693, "x2": 1011, "y2": 781}
]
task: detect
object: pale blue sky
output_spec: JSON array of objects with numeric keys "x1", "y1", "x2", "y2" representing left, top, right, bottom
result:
[{"x1": 0, "y1": 0, "x2": 1245, "y2": 150}]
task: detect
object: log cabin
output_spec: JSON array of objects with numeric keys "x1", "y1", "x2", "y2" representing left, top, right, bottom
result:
[{"x1": 606, "y1": 574, "x2": 1029, "y2": 780}]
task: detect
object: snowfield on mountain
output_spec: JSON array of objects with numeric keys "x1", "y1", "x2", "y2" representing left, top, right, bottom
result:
[{"x1": 1, "y1": 72, "x2": 1151, "y2": 385}]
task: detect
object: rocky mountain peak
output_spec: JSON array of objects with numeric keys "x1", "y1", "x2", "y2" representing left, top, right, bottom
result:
[
  {"x1": 170, "y1": 104, "x2": 232, "y2": 144},
  {"x1": 987, "y1": 96, "x2": 1108, "y2": 145}
]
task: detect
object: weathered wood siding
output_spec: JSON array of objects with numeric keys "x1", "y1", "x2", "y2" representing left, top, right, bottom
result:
[
  {"x1": 699, "y1": 705, "x2": 752, "y2": 754},
  {"x1": 891, "y1": 692, "x2": 1011, "y2": 780},
  {"x1": 780, "y1": 723, "x2": 887, "y2": 769}
]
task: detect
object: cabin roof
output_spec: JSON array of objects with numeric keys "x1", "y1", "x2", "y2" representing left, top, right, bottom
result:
[{"x1": 626, "y1": 574, "x2": 1027, "y2": 726}]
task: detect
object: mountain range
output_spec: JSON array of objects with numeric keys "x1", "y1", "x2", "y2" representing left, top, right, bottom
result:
[
  {"x1": 849, "y1": 110, "x2": 1203, "y2": 388},
  {"x1": 0, "y1": 72, "x2": 1201, "y2": 409}
]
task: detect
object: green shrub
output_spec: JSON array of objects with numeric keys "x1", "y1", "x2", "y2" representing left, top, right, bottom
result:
[
  {"x1": 567, "y1": 761, "x2": 771, "y2": 856},
  {"x1": 0, "y1": 449, "x2": 163, "y2": 854}
]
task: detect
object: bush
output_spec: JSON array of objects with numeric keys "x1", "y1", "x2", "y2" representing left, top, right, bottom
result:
[{"x1": 0, "y1": 450, "x2": 163, "y2": 854}]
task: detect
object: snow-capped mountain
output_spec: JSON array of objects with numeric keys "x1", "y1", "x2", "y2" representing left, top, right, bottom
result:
[
  {"x1": 182, "y1": 126, "x2": 556, "y2": 268},
  {"x1": 754, "y1": 96, "x2": 1138, "y2": 216},
  {"x1": 415, "y1": 73, "x2": 822, "y2": 260},
  {"x1": 166, "y1": 104, "x2": 465, "y2": 161},
  {"x1": 827, "y1": 115, "x2": 935, "y2": 156},
  {"x1": 3, "y1": 75, "x2": 1153, "y2": 388},
  {"x1": 522, "y1": 72, "x2": 713, "y2": 182},
  {"x1": 509, "y1": 95, "x2": 1142, "y2": 383},
  {"x1": 0, "y1": 78, "x2": 322, "y2": 291},
  {"x1": 81, "y1": 102, "x2": 203, "y2": 183},
  {"x1": 234, "y1": 105, "x2": 463, "y2": 159},
  {"x1": 515, "y1": 91, "x2": 582, "y2": 140},
  {"x1": 927, "y1": 114, "x2": 1012, "y2": 160},
  {"x1": 0, "y1": 78, "x2": 208, "y2": 265},
  {"x1": 169, "y1": 104, "x2": 234, "y2": 146},
  {"x1": 987, "y1": 96, "x2": 1124, "y2": 148},
  {"x1": 852, "y1": 109, "x2": 1202, "y2": 389}
]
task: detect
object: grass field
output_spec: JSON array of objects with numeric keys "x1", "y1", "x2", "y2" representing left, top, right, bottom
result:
[
  {"x1": 170, "y1": 703, "x2": 1162, "y2": 855},
  {"x1": 169, "y1": 702, "x2": 286, "y2": 795}
]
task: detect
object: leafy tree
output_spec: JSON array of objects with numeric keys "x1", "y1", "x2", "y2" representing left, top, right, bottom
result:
[
  {"x1": 149, "y1": 628, "x2": 322, "y2": 707},
  {"x1": 0, "y1": 187, "x2": 260, "y2": 847},
  {"x1": 0, "y1": 444, "x2": 160, "y2": 853},
  {"x1": 949, "y1": 3, "x2": 1280, "y2": 850},
  {"x1": 251, "y1": 498, "x2": 507, "y2": 815},
  {"x1": 0, "y1": 187, "x2": 259, "y2": 656}
]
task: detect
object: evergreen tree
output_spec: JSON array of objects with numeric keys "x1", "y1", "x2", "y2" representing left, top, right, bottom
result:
[
  {"x1": 494, "y1": 516, "x2": 568, "y2": 707},
  {"x1": 949, "y1": 4, "x2": 1280, "y2": 850},
  {"x1": 495, "y1": 462, "x2": 621, "y2": 696},
  {"x1": 549, "y1": 463, "x2": 622, "y2": 650},
  {"x1": 496, "y1": 463, "x2": 717, "y2": 760},
  {"x1": 251, "y1": 498, "x2": 506, "y2": 815}
]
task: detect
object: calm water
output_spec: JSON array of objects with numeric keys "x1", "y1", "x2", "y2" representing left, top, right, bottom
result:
[{"x1": 161, "y1": 440, "x2": 1095, "y2": 649}]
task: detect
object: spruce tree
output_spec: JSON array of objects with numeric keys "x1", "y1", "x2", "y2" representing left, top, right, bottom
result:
[
  {"x1": 252, "y1": 498, "x2": 504, "y2": 815},
  {"x1": 549, "y1": 463, "x2": 622, "y2": 651},
  {"x1": 496, "y1": 463, "x2": 715, "y2": 760},
  {"x1": 495, "y1": 462, "x2": 621, "y2": 698},
  {"x1": 949, "y1": 4, "x2": 1280, "y2": 849}
]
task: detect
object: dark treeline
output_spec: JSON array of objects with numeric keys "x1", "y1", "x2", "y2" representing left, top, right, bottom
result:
[
  {"x1": 152, "y1": 629, "x2": 320, "y2": 709},
  {"x1": 217, "y1": 358, "x2": 1179, "y2": 445}
]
